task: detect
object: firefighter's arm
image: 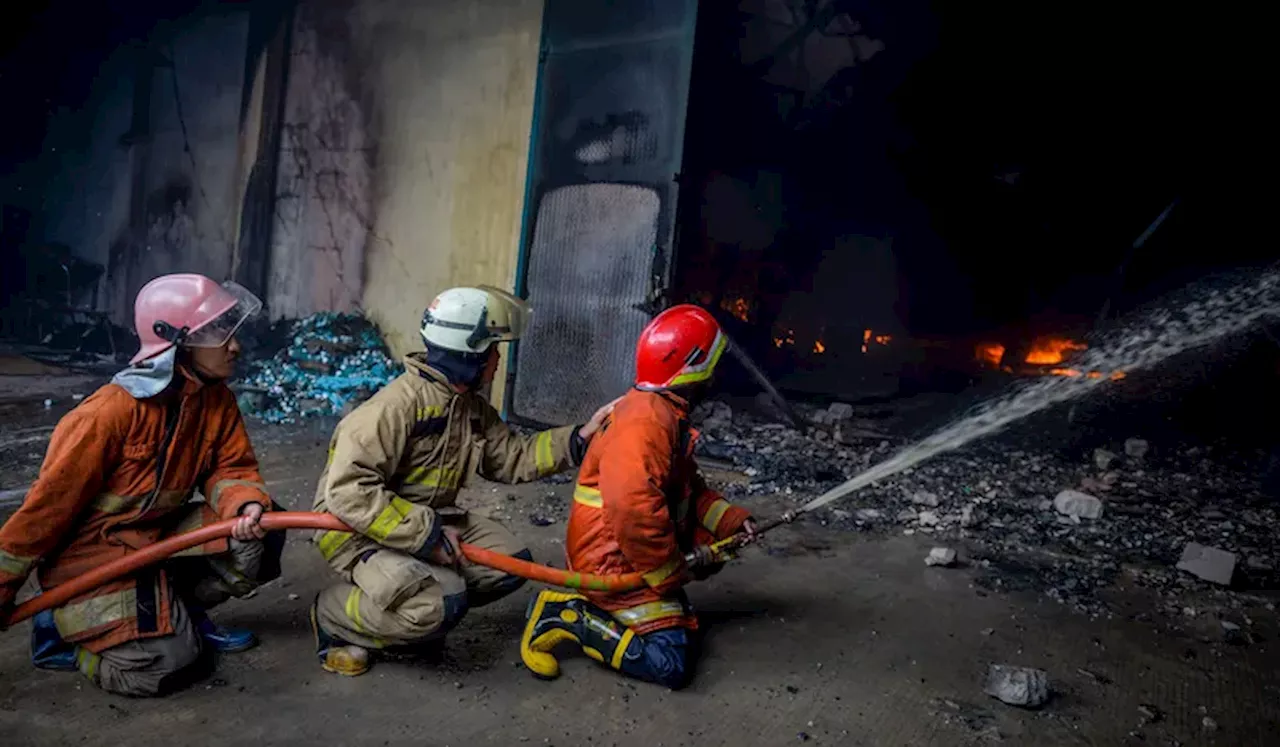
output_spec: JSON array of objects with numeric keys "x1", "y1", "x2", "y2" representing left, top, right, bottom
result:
[
  {"x1": 201, "y1": 388, "x2": 272, "y2": 521},
  {"x1": 324, "y1": 396, "x2": 442, "y2": 560},
  {"x1": 599, "y1": 416, "x2": 689, "y2": 595},
  {"x1": 1, "y1": 403, "x2": 121, "y2": 612},
  {"x1": 691, "y1": 471, "x2": 753, "y2": 540},
  {"x1": 475, "y1": 402, "x2": 580, "y2": 483}
]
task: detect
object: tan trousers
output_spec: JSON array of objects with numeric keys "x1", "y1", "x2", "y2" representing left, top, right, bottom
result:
[
  {"x1": 315, "y1": 512, "x2": 530, "y2": 649},
  {"x1": 79, "y1": 537, "x2": 275, "y2": 697}
]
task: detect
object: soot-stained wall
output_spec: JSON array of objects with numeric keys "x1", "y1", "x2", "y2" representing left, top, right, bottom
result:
[
  {"x1": 19, "y1": 0, "x2": 545, "y2": 413},
  {"x1": 38, "y1": 8, "x2": 251, "y2": 325},
  {"x1": 268, "y1": 0, "x2": 545, "y2": 406}
]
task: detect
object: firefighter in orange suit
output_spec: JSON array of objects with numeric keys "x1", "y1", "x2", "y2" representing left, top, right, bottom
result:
[
  {"x1": 520, "y1": 304, "x2": 758, "y2": 689},
  {"x1": 0, "y1": 274, "x2": 283, "y2": 697}
]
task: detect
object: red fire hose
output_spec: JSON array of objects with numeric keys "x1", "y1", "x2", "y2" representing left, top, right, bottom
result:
[{"x1": 4, "y1": 512, "x2": 645, "y2": 627}]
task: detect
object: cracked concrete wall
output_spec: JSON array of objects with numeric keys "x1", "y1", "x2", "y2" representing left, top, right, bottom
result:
[{"x1": 268, "y1": 0, "x2": 544, "y2": 407}]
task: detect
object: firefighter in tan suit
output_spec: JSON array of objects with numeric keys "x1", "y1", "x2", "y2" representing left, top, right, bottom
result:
[{"x1": 310, "y1": 286, "x2": 617, "y2": 676}]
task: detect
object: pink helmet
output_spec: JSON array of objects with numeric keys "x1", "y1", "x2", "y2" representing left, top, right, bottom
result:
[{"x1": 130, "y1": 273, "x2": 263, "y2": 364}]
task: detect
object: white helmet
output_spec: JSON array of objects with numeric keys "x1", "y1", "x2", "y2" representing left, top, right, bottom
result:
[{"x1": 420, "y1": 285, "x2": 531, "y2": 355}]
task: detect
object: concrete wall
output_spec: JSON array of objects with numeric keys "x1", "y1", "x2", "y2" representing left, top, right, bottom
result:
[
  {"x1": 269, "y1": 0, "x2": 545, "y2": 407},
  {"x1": 27, "y1": 0, "x2": 545, "y2": 412},
  {"x1": 38, "y1": 9, "x2": 250, "y2": 325}
]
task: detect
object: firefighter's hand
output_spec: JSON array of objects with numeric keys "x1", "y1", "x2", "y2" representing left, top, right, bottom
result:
[
  {"x1": 232, "y1": 503, "x2": 267, "y2": 541},
  {"x1": 739, "y1": 519, "x2": 760, "y2": 546},
  {"x1": 578, "y1": 396, "x2": 624, "y2": 442},
  {"x1": 429, "y1": 526, "x2": 465, "y2": 568}
]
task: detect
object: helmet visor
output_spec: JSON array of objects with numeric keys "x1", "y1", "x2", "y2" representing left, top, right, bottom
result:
[
  {"x1": 184, "y1": 282, "x2": 263, "y2": 348},
  {"x1": 474, "y1": 285, "x2": 531, "y2": 343}
]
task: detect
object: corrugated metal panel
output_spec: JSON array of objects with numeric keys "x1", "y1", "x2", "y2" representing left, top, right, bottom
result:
[
  {"x1": 514, "y1": 185, "x2": 658, "y2": 424},
  {"x1": 507, "y1": 0, "x2": 698, "y2": 425}
]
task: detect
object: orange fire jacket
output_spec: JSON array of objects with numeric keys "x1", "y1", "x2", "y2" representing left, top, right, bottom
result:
[
  {"x1": 566, "y1": 388, "x2": 751, "y2": 635},
  {"x1": 0, "y1": 369, "x2": 271, "y2": 651}
]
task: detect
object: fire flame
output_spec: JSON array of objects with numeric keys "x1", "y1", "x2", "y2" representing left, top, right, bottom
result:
[
  {"x1": 773, "y1": 329, "x2": 796, "y2": 348},
  {"x1": 860, "y1": 329, "x2": 891, "y2": 353},
  {"x1": 976, "y1": 342, "x2": 1005, "y2": 367},
  {"x1": 720, "y1": 297, "x2": 751, "y2": 323},
  {"x1": 975, "y1": 337, "x2": 1125, "y2": 381},
  {"x1": 813, "y1": 339, "x2": 826, "y2": 354},
  {"x1": 1024, "y1": 336, "x2": 1088, "y2": 365}
]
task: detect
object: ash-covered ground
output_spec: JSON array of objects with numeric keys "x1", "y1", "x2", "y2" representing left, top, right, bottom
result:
[{"x1": 662, "y1": 351, "x2": 1280, "y2": 626}]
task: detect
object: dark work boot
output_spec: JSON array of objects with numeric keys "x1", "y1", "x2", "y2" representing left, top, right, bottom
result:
[
  {"x1": 30, "y1": 609, "x2": 79, "y2": 672},
  {"x1": 190, "y1": 605, "x2": 257, "y2": 654}
]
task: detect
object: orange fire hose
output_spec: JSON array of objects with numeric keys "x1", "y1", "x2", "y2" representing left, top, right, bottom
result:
[{"x1": 4, "y1": 512, "x2": 645, "y2": 627}]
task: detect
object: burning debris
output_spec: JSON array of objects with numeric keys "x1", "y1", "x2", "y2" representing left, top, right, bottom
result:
[
  {"x1": 975, "y1": 335, "x2": 1127, "y2": 381},
  {"x1": 235, "y1": 313, "x2": 402, "y2": 423}
]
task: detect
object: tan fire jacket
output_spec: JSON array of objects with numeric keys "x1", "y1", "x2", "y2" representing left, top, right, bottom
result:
[{"x1": 312, "y1": 354, "x2": 581, "y2": 569}]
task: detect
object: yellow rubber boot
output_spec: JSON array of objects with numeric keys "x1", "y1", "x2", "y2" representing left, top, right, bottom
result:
[
  {"x1": 311, "y1": 600, "x2": 371, "y2": 677},
  {"x1": 520, "y1": 590, "x2": 589, "y2": 679},
  {"x1": 521, "y1": 590, "x2": 640, "y2": 680}
]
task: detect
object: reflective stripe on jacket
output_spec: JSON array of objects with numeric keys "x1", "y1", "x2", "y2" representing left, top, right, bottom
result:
[
  {"x1": 311, "y1": 353, "x2": 580, "y2": 571},
  {"x1": 566, "y1": 389, "x2": 751, "y2": 635},
  {"x1": 0, "y1": 370, "x2": 271, "y2": 651}
]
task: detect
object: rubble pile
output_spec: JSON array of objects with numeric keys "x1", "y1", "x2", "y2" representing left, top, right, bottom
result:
[
  {"x1": 693, "y1": 399, "x2": 890, "y2": 496},
  {"x1": 236, "y1": 313, "x2": 402, "y2": 423},
  {"x1": 691, "y1": 397, "x2": 1280, "y2": 618}
]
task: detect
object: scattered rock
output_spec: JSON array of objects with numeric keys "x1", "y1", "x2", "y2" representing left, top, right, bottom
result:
[
  {"x1": 1176, "y1": 542, "x2": 1237, "y2": 586},
  {"x1": 831, "y1": 509, "x2": 853, "y2": 521},
  {"x1": 1202, "y1": 716, "x2": 1218, "y2": 732},
  {"x1": 528, "y1": 514, "x2": 556, "y2": 527},
  {"x1": 1094, "y1": 449, "x2": 1118, "y2": 470},
  {"x1": 855, "y1": 508, "x2": 882, "y2": 522},
  {"x1": 1220, "y1": 620, "x2": 1240, "y2": 632},
  {"x1": 1246, "y1": 556, "x2": 1272, "y2": 570},
  {"x1": 980, "y1": 628, "x2": 995, "y2": 636},
  {"x1": 826, "y1": 402, "x2": 854, "y2": 421},
  {"x1": 671, "y1": 397, "x2": 1275, "y2": 620},
  {"x1": 926, "y1": 547, "x2": 958, "y2": 567},
  {"x1": 700, "y1": 401, "x2": 734, "y2": 429},
  {"x1": 983, "y1": 665, "x2": 1049, "y2": 708},
  {"x1": 287, "y1": 593, "x2": 300, "y2": 601},
  {"x1": 912, "y1": 491, "x2": 941, "y2": 507},
  {"x1": 1125, "y1": 438, "x2": 1150, "y2": 459},
  {"x1": 1053, "y1": 490, "x2": 1104, "y2": 520},
  {"x1": 1138, "y1": 704, "x2": 1162, "y2": 723}
]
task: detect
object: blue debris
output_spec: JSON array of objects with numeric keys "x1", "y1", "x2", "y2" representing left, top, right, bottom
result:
[{"x1": 236, "y1": 312, "x2": 402, "y2": 423}]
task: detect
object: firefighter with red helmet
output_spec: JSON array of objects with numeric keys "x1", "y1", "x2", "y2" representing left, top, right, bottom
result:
[
  {"x1": 0, "y1": 274, "x2": 283, "y2": 697},
  {"x1": 520, "y1": 304, "x2": 758, "y2": 689}
]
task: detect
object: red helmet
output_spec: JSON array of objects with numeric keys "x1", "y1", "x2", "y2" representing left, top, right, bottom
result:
[
  {"x1": 634, "y1": 304, "x2": 727, "y2": 391},
  {"x1": 130, "y1": 274, "x2": 262, "y2": 364}
]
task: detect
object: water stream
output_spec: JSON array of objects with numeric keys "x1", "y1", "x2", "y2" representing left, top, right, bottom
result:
[{"x1": 799, "y1": 267, "x2": 1280, "y2": 514}]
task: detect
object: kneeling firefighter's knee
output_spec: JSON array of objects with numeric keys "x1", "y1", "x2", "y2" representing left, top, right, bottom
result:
[{"x1": 638, "y1": 629, "x2": 694, "y2": 690}]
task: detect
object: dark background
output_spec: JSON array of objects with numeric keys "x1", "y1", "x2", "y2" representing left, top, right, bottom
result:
[{"x1": 674, "y1": 1, "x2": 1276, "y2": 360}]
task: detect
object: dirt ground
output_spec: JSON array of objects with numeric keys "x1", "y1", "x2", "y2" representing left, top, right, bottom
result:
[{"x1": 3, "y1": 389, "x2": 1279, "y2": 746}]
